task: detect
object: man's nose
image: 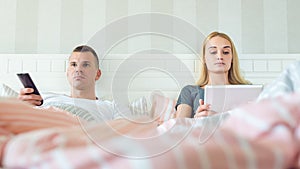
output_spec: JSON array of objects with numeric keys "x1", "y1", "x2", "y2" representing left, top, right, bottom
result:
[{"x1": 75, "y1": 65, "x2": 82, "y2": 72}]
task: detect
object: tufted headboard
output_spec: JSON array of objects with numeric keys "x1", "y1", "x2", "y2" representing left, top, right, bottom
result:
[{"x1": 0, "y1": 54, "x2": 299, "y2": 100}]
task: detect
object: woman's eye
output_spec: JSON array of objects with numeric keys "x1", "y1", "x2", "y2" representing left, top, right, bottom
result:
[
  {"x1": 209, "y1": 51, "x2": 217, "y2": 55},
  {"x1": 223, "y1": 51, "x2": 230, "y2": 55}
]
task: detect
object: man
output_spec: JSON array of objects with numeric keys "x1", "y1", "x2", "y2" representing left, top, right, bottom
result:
[{"x1": 18, "y1": 45, "x2": 121, "y2": 121}]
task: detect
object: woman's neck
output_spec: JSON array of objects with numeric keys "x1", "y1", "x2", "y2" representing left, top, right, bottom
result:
[{"x1": 207, "y1": 73, "x2": 230, "y2": 85}]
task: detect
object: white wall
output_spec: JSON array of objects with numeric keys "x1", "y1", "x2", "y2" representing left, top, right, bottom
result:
[
  {"x1": 1, "y1": 0, "x2": 299, "y2": 100},
  {"x1": 0, "y1": 0, "x2": 300, "y2": 54}
]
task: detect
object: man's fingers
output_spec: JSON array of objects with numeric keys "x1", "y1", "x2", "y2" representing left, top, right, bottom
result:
[
  {"x1": 17, "y1": 93, "x2": 42, "y2": 106},
  {"x1": 19, "y1": 88, "x2": 34, "y2": 95},
  {"x1": 24, "y1": 100, "x2": 41, "y2": 106}
]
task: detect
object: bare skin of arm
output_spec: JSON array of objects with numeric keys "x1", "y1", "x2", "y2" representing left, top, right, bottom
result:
[{"x1": 175, "y1": 104, "x2": 192, "y2": 118}]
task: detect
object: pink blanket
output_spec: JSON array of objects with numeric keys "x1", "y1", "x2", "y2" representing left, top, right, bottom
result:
[{"x1": 1, "y1": 93, "x2": 300, "y2": 168}]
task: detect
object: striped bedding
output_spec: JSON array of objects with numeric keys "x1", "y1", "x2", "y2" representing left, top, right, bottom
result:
[{"x1": 0, "y1": 92, "x2": 300, "y2": 169}]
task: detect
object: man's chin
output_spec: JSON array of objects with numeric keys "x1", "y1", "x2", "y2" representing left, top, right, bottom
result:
[{"x1": 70, "y1": 82, "x2": 84, "y2": 89}]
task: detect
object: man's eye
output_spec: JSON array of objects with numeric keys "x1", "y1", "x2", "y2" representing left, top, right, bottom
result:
[
  {"x1": 83, "y1": 63, "x2": 90, "y2": 67},
  {"x1": 70, "y1": 63, "x2": 76, "y2": 67}
]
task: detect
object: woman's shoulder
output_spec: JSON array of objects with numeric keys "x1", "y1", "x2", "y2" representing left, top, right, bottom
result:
[{"x1": 181, "y1": 85, "x2": 203, "y2": 92}]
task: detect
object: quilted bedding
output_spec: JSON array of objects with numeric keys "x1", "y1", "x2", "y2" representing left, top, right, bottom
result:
[{"x1": 0, "y1": 92, "x2": 300, "y2": 169}]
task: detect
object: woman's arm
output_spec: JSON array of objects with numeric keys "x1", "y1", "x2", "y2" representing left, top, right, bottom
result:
[{"x1": 175, "y1": 104, "x2": 192, "y2": 118}]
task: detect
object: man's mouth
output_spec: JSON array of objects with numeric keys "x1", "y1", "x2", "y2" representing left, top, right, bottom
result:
[{"x1": 73, "y1": 76, "x2": 85, "y2": 80}]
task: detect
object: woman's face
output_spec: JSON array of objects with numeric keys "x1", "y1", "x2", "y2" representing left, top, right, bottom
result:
[{"x1": 204, "y1": 36, "x2": 233, "y2": 74}]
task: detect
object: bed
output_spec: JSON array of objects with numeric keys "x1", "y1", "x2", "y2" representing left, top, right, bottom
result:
[
  {"x1": 1, "y1": 92, "x2": 300, "y2": 168},
  {"x1": 1, "y1": 54, "x2": 300, "y2": 168}
]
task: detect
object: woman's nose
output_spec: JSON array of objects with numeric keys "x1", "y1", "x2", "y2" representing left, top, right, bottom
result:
[{"x1": 217, "y1": 52, "x2": 224, "y2": 60}]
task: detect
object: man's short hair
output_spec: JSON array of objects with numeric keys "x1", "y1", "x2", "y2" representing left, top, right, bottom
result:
[{"x1": 72, "y1": 45, "x2": 99, "y2": 68}]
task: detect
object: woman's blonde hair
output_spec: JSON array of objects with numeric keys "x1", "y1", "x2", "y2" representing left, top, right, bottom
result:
[{"x1": 196, "y1": 31, "x2": 250, "y2": 87}]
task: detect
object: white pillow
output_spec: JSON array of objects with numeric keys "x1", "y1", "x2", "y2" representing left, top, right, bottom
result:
[
  {"x1": 41, "y1": 102, "x2": 96, "y2": 122},
  {"x1": 150, "y1": 93, "x2": 176, "y2": 125},
  {"x1": 129, "y1": 96, "x2": 151, "y2": 116},
  {"x1": 112, "y1": 96, "x2": 151, "y2": 119},
  {"x1": 0, "y1": 83, "x2": 18, "y2": 98}
]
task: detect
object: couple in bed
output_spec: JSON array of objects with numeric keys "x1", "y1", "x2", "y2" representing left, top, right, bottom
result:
[
  {"x1": 17, "y1": 31, "x2": 300, "y2": 122},
  {"x1": 2, "y1": 32, "x2": 300, "y2": 168},
  {"x1": 2, "y1": 58, "x2": 300, "y2": 168},
  {"x1": 18, "y1": 31, "x2": 243, "y2": 122},
  {"x1": 2, "y1": 62, "x2": 300, "y2": 168},
  {"x1": 17, "y1": 31, "x2": 251, "y2": 122}
]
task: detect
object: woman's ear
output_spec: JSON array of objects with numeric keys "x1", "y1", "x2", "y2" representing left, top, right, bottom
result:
[{"x1": 95, "y1": 69, "x2": 101, "y2": 81}]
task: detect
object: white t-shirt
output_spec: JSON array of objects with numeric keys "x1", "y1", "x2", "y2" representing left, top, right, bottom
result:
[{"x1": 40, "y1": 92, "x2": 122, "y2": 122}]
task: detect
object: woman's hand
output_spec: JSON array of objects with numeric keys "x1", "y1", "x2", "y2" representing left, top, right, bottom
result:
[{"x1": 194, "y1": 99, "x2": 216, "y2": 118}]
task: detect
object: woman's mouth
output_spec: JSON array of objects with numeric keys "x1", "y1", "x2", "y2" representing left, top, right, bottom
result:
[{"x1": 215, "y1": 62, "x2": 225, "y2": 65}]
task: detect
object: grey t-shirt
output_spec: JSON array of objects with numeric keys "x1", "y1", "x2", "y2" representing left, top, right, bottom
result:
[{"x1": 175, "y1": 85, "x2": 204, "y2": 117}]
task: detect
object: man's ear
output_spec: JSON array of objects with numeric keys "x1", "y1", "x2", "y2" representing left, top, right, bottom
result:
[{"x1": 95, "y1": 69, "x2": 101, "y2": 81}]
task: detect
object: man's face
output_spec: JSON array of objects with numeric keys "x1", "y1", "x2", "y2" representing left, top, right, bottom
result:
[{"x1": 67, "y1": 52, "x2": 101, "y2": 90}]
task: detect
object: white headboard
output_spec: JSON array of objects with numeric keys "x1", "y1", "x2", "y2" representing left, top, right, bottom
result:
[{"x1": 0, "y1": 54, "x2": 299, "y2": 100}]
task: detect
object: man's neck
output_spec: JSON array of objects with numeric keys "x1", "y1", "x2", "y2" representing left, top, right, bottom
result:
[{"x1": 70, "y1": 89, "x2": 97, "y2": 100}]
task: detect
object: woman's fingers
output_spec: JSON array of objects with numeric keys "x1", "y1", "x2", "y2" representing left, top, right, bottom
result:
[
  {"x1": 194, "y1": 111, "x2": 209, "y2": 118},
  {"x1": 199, "y1": 99, "x2": 204, "y2": 105},
  {"x1": 194, "y1": 110, "x2": 218, "y2": 118},
  {"x1": 196, "y1": 104, "x2": 210, "y2": 112},
  {"x1": 194, "y1": 99, "x2": 214, "y2": 118}
]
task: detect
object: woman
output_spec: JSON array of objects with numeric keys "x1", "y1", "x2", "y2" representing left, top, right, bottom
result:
[{"x1": 175, "y1": 31, "x2": 250, "y2": 118}]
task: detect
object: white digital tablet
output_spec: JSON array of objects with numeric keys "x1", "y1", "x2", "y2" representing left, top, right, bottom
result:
[{"x1": 204, "y1": 85, "x2": 263, "y2": 113}]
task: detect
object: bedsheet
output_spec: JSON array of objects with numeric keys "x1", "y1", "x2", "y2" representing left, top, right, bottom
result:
[{"x1": 1, "y1": 93, "x2": 300, "y2": 169}]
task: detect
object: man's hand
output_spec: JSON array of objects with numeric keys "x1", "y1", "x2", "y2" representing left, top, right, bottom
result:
[{"x1": 18, "y1": 88, "x2": 43, "y2": 106}]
